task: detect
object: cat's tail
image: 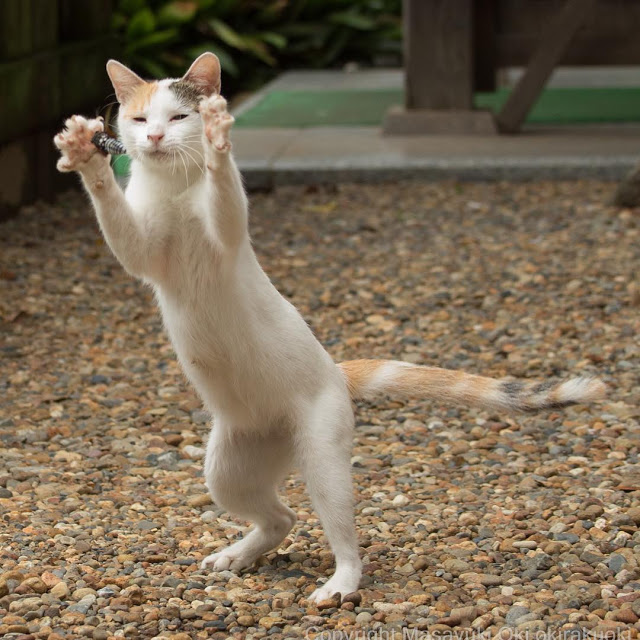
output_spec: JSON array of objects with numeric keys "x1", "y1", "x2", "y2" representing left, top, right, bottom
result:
[{"x1": 338, "y1": 359, "x2": 606, "y2": 413}]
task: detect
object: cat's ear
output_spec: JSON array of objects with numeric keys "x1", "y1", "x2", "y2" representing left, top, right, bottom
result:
[
  {"x1": 106, "y1": 60, "x2": 146, "y2": 104},
  {"x1": 182, "y1": 52, "x2": 221, "y2": 96}
]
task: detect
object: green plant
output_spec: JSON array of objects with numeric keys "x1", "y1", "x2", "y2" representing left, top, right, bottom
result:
[{"x1": 111, "y1": 0, "x2": 402, "y2": 96}]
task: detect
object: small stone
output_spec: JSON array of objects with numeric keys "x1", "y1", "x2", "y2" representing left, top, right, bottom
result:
[
  {"x1": 165, "y1": 433, "x2": 184, "y2": 446},
  {"x1": 188, "y1": 494, "x2": 213, "y2": 507},
  {"x1": 73, "y1": 588, "x2": 97, "y2": 600},
  {"x1": 258, "y1": 615, "x2": 285, "y2": 630},
  {"x1": 471, "y1": 613, "x2": 493, "y2": 631},
  {"x1": 9, "y1": 597, "x2": 42, "y2": 614},
  {"x1": 373, "y1": 602, "x2": 413, "y2": 614},
  {"x1": 506, "y1": 606, "x2": 531, "y2": 626},
  {"x1": 316, "y1": 598, "x2": 339, "y2": 611},
  {"x1": 608, "y1": 554, "x2": 626, "y2": 574},
  {"x1": 237, "y1": 615, "x2": 255, "y2": 627},
  {"x1": 40, "y1": 572, "x2": 61, "y2": 588},
  {"x1": 20, "y1": 577, "x2": 48, "y2": 594},
  {"x1": 201, "y1": 510, "x2": 217, "y2": 523},
  {"x1": 513, "y1": 540, "x2": 537, "y2": 550},
  {"x1": 50, "y1": 582, "x2": 69, "y2": 599},
  {"x1": 581, "y1": 505, "x2": 605, "y2": 519},
  {"x1": 392, "y1": 494, "x2": 409, "y2": 506},
  {"x1": 183, "y1": 445, "x2": 205, "y2": 459},
  {"x1": 459, "y1": 513, "x2": 478, "y2": 526},
  {"x1": 356, "y1": 612, "x2": 373, "y2": 625},
  {"x1": 626, "y1": 506, "x2": 640, "y2": 525},
  {"x1": 613, "y1": 609, "x2": 639, "y2": 624},
  {"x1": 443, "y1": 558, "x2": 469, "y2": 575},
  {"x1": 342, "y1": 591, "x2": 362, "y2": 606}
]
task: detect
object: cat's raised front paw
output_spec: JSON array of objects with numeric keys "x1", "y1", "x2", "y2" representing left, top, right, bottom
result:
[
  {"x1": 54, "y1": 115, "x2": 105, "y2": 173},
  {"x1": 200, "y1": 95, "x2": 234, "y2": 153}
]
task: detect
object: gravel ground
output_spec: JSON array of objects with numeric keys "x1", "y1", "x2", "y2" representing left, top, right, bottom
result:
[{"x1": 1, "y1": 180, "x2": 639, "y2": 640}]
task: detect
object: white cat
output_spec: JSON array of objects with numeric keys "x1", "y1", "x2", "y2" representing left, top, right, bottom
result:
[{"x1": 54, "y1": 53, "x2": 606, "y2": 603}]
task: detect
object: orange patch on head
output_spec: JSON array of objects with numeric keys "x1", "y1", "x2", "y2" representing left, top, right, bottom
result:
[{"x1": 122, "y1": 82, "x2": 159, "y2": 116}]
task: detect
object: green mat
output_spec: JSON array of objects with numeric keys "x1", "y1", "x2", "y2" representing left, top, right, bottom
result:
[
  {"x1": 235, "y1": 87, "x2": 640, "y2": 128},
  {"x1": 111, "y1": 86, "x2": 640, "y2": 176}
]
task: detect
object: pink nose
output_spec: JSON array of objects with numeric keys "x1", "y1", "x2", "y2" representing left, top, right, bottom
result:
[{"x1": 147, "y1": 132, "x2": 164, "y2": 144}]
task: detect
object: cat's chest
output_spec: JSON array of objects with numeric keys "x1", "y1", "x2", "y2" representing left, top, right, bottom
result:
[{"x1": 127, "y1": 185, "x2": 211, "y2": 270}]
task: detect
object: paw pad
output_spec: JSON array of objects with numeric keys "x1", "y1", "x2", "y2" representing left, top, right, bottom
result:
[
  {"x1": 200, "y1": 95, "x2": 234, "y2": 152},
  {"x1": 54, "y1": 116, "x2": 105, "y2": 172}
]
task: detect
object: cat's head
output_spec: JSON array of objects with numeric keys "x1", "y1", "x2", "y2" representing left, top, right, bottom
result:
[{"x1": 106, "y1": 53, "x2": 220, "y2": 169}]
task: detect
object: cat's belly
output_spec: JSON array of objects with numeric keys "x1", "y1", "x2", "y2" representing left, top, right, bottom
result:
[{"x1": 155, "y1": 283, "x2": 331, "y2": 425}]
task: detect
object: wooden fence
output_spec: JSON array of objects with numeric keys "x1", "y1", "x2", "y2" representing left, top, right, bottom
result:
[{"x1": 0, "y1": 0, "x2": 116, "y2": 217}]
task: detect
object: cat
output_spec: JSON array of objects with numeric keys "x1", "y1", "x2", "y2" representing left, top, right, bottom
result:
[{"x1": 54, "y1": 53, "x2": 606, "y2": 603}]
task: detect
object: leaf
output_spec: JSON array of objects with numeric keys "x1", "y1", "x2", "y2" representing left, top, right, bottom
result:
[
  {"x1": 208, "y1": 18, "x2": 249, "y2": 51},
  {"x1": 278, "y1": 22, "x2": 331, "y2": 38},
  {"x1": 118, "y1": 0, "x2": 147, "y2": 16},
  {"x1": 243, "y1": 36, "x2": 277, "y2": 66},
  {"x1": 157, "y1": 1, "x2": 198, "y2": 26},
  {"x1": 329, "y1": 10, "x2": 376, "y2": 30},
  {"x1": 133, "y1": 56, "x2": 169, "y2": 79},
  {"x1": 319, "y1": 27, "x2": 350, "y2": 66},
  {"x1": 260, "y1": 31, "x2": 287, "y2": 50},
  {"x1": 125, "y1": 29, "x2": 179, "y2": 54},
  {"x1": 127, "y1": 8, "x2": 156, "y2": 39},
  {"x1": 257, "y1": 0, "x2": 289, "y2": 22}
]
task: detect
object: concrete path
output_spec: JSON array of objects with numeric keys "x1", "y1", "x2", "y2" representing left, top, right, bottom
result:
[{"x1": 230, "y1": 69, "x2": 640, "y2": 187}]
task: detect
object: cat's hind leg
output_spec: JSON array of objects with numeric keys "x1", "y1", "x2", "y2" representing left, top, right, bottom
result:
[
  {"x1": 201, "y1": 425, "x2": 296, "y2": 572},
  {"x1": 297, "y1": 386, "x2": 362, "y2": 602}
]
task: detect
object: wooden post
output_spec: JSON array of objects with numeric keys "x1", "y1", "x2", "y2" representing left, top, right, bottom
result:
[
  {"x1": 473, "y1": 0, "x2": 497, "y2": 92},
  {"x1": 495, "y1": 0, "x2": 597, "y2": 133},
  {"x1": 384, "y1": 0, "x2": 497, "y2": 135},
  {"x1": 405, "y1": 0, "x2": 473, "y2": 109}
]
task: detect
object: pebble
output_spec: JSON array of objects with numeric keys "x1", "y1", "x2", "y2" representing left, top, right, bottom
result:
[
  {"x1": 182, "y1": 445, "x2": 206, "y2": 459},
  {"x1": 506, "y1": 606, "x2": 531, "y2": 626},
  {"x1": 50, "y1": 583, "x2": 69, "y2": 599},
  {"x1": 0, "y1": 182, "x2": 635, "y2": 637}
]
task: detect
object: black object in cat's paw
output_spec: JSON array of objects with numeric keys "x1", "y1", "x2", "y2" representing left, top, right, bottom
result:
[{"x1": 91, "y1": 132, "x2": 127, "y2": 156}]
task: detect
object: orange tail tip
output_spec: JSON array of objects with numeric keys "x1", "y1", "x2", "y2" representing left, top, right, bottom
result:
[{"x1": 338, "y1": 359, "x2": 606, "y2": 413}]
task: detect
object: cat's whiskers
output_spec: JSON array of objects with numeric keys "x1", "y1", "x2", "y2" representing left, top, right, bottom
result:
[
  {"x1": 180, "y1": 144, "x2": 206, "y2": 178},
  {"x1": 176, "y1": 147, "x2": 190, "y2": 188},
  {"x1": 170, "y1": 148, "x2": 177, "y2": 177},
  {"x1": 181, "y1": 142, "x2": 205, "y2": 161}
]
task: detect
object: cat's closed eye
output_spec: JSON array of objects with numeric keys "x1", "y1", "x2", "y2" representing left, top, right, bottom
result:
[
  {"x1": 133, "y1": 116, "x2": 146, "y2": 123},
  {"x1": 170, "y1": 114, "x2": 189, "y2": 121}
]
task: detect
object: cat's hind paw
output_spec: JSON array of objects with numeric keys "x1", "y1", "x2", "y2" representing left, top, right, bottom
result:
[
  {"x1": 54, "y1": 115, "x2": 105, "y2": 173},
  {"x1": 201, "y1": 548, "x2": 254, "y2": 572},
  {"x1": 200, "y1": 95, "x2": 234, "y2": 153}
]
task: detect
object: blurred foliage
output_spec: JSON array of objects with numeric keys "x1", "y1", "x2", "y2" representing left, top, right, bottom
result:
[{"x1": 112, "y1": 0, "x2": 402, "y2": 96}]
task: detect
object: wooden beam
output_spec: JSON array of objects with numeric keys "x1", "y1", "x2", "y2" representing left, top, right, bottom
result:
[
  {"x1": 404, "y1": 0, "x2": 474, "y2": 110},
  {"x1": 473, "y1": 0, "x2": 497, "y2": 92},
  {"x1": 495, "y1": 0, "x2": 596, "y2": 133}
]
